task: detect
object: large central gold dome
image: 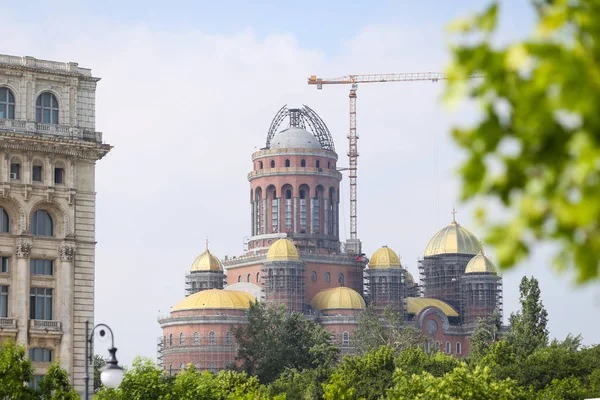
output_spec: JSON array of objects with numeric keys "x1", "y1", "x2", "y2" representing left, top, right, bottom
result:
[{"x1": 424, "y1": 217, "x2": 482, "y2": 257}]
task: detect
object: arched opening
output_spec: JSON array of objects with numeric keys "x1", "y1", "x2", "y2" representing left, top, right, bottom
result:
[
  {"x1": 31, "y1": 210, "x2": 53, "y2": 236},
  {"x1": 270, "y1": 160, "x2": 275, "y2": 168},
  {"x1": 327, "y1": 161, "x2": 331, "y2": 169},
  {"x1": 179, "y1": 333, "x2": 185, "y2": 345},
  {"x1": 325, "y1": 272, "x2": 330, "y2": 283},
  {"x1": 338, "y1": 273, "x2": 344, "y2": 285},
  {"x1": 311, "y1": 271, "x2": 317, "y2": 282},
  {"x1": 342, "y1": 331, "x2": 350, "y2": 347},
  {"x1": 169, "y1": 334, "x2": 173, "y2": 346},
  {"x1": 313, "y1": 185, "x2": 324, "y2": 234},
  {"x1": 209, "y1": 331, "x2": 216, "y2": 345},
  {"x1": 0, "y1": 87, "x2": 15, "y2": 119},
  {"x1": 298, "y1": 184, "x2": 310, "y2": 233},
  {"x1": 36, "y1": 92, "x2": 59, "y2": 124},
  {"x1": 254, "y1": 187, "x2": 263, "y2": 235},
  {"x1": 237, "y1": 275, "x2": 242, "y2": 282},
  {"x1": 301, "y1": 159, "x2": 306, "y2": 167},
  {"x1": 285, "y1": 159, "x2": 290, "y2": 167},
  {"x1": 258, "y1": 161, "x2": 263, "y2": 169},
  {"x1": 193, "y1": 332, "x2": 199, "y2": 345},
  {"x1": 266, "y1": 185, "x2": 278, "y2": 233},
  {"x1": 226, "y1": 331, "x2": 232, "y2": 345},
  {"x1": 456, "y1": 342, "x2": 461, "y2": 355},
  {"x1": 316, "y1": 160, "x2": 320, "y2": 168},
  {"x1": 0, "y1": 208, "x2": 9, "y2": 233},
  {"x1": 283, "y1": 185, "x2": 293, "y2": 231},
  {"x1": 247, "y1": 273, "x2": 251, "y2": 282},
  {"x1": 256, "y1": 272, "x2": 260, "y2": 282},
  {"x1": 446, "y1": 341, "x2": 451, "y2": 354}
]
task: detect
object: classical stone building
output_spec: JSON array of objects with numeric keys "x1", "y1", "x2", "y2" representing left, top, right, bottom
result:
[
  {"x1": 0, "y1": 54, "x2": 111, "y2": 392},
  {"x1": 158, "y1": 105, "x2": 503, "y2": 373}
]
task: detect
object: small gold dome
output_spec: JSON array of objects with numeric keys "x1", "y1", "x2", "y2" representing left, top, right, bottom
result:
[
  {"x1": 190, "y1": 248, "x2": 222, "y2": 272},
  {"x1": 424, "y1": 214, "x2": 482, "y2": 257},
  {"x1": 405, "y1": 270, "x2": 415, "y2": 286},
  {"x1": 266, "y1": 238, "x2": 300, "y2": 261},
  {"x1": 465, "y1": 251, "x2": 498, "y2": 274},
  {"x1": 310, "y1": 287, "x2": 366, "y2": 311},
  {"x1": 369, "y1": 246, "x2": 401, "y2": 269},
  {"x1": 172, "y1": 289, "x2": 255, "y2": 311}
]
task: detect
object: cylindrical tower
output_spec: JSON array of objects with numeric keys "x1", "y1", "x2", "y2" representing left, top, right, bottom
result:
[
  {"x1": 460, "y1": 252, "x2": 503, "y2": 324},
  {"x1": 418, "y1": 214, "x2": 482, "y2": 309},
  {"x1": 185, "y1": 243, "x2": 226, "y2": 296},
  {"x1": 367, "y1": 246, "x2": 407, "y2": 318},
  {"x1": 261, "y1": 238, "x2": 306, "y2": 313},
  {"x1": 247, "y1": 105, "x2": 342, "y2": 254}
]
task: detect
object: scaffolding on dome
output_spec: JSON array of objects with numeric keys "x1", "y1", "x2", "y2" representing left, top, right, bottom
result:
[
  {"x1": 418, "y1": 254, "x2": 474, "y2": 310},
  {"x1": 184, "y1": 270, "x2": 226, "y2": 296},
  {"x1": 366, "y1": 268, "x2": 407, "y2": 318},
  {"x1": 460, "y1": 274, "x2": 503, "y2": 324},
  {"x1": 157, "y1": 332, "x2": 240, "y2": 376},
  {"x1": 261, "y1": 260, "x2": 306, "y2": 313},
  {"x1": 265, "y1": 104, "x2": 335, "y2": 151}
]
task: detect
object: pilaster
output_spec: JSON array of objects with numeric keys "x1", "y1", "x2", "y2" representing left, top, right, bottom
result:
[{"x1": 14, "y1": 239, "x2": 32, "y2": 345}]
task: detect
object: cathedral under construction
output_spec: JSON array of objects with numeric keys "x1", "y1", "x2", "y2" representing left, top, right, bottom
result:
[{"x1": 157, "y1": 105, "x2": 503, "y2": 374}]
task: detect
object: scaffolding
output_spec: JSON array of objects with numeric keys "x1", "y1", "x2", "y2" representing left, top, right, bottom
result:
[
  {"x1": 460, "y1": 274, "x2": 503, "y2": 324},
  {"x1": 261, "y1": 260, "x2": 306, "y2": 313},
  {"x1": 185, "y1": 270, "x2": 226, "y2": 296},
  {"x1": 366, "y1": 268, "x2": 406, "y2": 319},
  {"x1": 157, "y1": 331, "x2": 240, "y2": 376},
  {"x1": 418, "y1": 254, "x2": 474, "y2": 310}
]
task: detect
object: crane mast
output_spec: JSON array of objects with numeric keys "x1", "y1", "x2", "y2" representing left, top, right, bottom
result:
[{"x1": 308, "y1": 73, "x2": 451, "y2": 244}]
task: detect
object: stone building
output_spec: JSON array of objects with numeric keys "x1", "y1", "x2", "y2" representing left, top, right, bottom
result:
[
  {"x1": 0, "y1": 54, "x2": 111, "y2": 393},
  {"x1": 157, "y1": 104, "x2": 503, "y2": 373}
]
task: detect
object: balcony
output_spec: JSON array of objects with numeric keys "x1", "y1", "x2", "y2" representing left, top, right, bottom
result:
[
  {"x1": 29, "y1": 319, "x2": 61, "y2": 331},
  {"x1": 0, "y1": 118, "x2": 103, "y2": 143},
  {"x1": 0, "y1": 317, "x2": 18, "y2": 338}
]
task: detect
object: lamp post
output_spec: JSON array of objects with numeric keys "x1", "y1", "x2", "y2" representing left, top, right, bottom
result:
[{"x1": 84, "y1": 320, "x2": 124, "y2": 400}]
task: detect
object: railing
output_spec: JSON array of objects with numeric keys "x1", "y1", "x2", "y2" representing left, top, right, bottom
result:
[
  {"x1": 29, "y1": 319, "x2": 62, "y2": 331},
  {"x1": 0, "y1": 317, "x2": 16, "y2": 328},
  {"x1": 0, "y1": 118, "x2": 103, "y2": 143},
  {"x1": 248, "y1": 167, "x2": 342, "y2": 180}
]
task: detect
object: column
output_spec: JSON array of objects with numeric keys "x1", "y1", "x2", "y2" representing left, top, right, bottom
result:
[
  {"x1": 14, "y1": 240, "x2": 32, "y2": 345},
  {"x1": 58, "y1": 243, "x2": 75, "y2": 375},
  {"x1": 324, "y1": 198, "x2": 329, "y2": 236},
  {"x1": 262, "y1": 199, "x2": 267, "y2": 235},
  {"x1": 251, "y1": 201, "x2": 255, "y2": 236}
]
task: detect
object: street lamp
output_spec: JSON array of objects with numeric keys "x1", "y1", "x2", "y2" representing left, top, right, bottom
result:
[{"x1": 84, "y1": 320, "x2": 124, "y2": 400}]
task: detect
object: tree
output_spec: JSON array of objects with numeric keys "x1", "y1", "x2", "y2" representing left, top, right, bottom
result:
[
  {"x1": 469, "y1": 310, "x2": 502, "y2": 363},
  {"x1": 0, "y1": 340, "x2": 36, "y2": 400},
  {"x1": 386, "y1": 364, "x2": 525, "y2": 400},
  {"x1": 232, "y1": 302, "x2": 339, "y2": 384},
  {"x1": 446, "y1": 0, "x2": 600, "y2": 282},
  {"x1": 394, "y1": 346, "x2": 460, "y2": 378},
  {"x1": 94, "y1": 357, "x2": 170, "y2": 400},
  {"x1": 504, "y1": 276, "x2": 549, "y2": 358},
  {"x1": 93, "y1": 354, "x2": 106, "y2": 393},
  {"x1": 352, "y1": 305, "x2": 427, "y2": 355},
  {"x1": 37, "y1": 362, "x2": 79, "y2": 400}
]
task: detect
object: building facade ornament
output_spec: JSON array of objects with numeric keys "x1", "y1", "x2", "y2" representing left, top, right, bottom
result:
[
  {"x1": 16, "y1": 242, "x2": 32, "y2": 258},
  {"x1": 59, "y1": 245, "x2": 75, "y2": 261}
]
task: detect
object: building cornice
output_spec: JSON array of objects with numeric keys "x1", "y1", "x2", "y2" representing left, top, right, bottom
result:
[
  {"x1": 0, "y1": 132, "x2": 112, "y2": 160},
  {"x1": 0, "y1": 55, "x2": 99, "y2": 81},
  {"x1": 252, "y1": 148, "x2": 338, "y2": 161}
]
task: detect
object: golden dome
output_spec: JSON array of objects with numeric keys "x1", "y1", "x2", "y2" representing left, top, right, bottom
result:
[
  {"x1": 423, "y1": 214, "x2": 482, "y2": 257},
  {"x1": 465, "y1": 251, "x2": 498, "y2": 274},
  {"x1": 405, "y1": 270, "x2": 415, "y2": 286},
  {"x1": 266, "y1": 238, "x2": 300, "y2": 261},
  {"x1": 369, "y1": 246, "x2": 401, "y2": 269},
  {"x1": 171, "y1": 289, "x2": 255, "y2": 311},
  {"x1": 406, "y1": 297, "x2": 459, "y2": 317},
  {"x1": 310, "y1": 287, "x2": 366, "y2": 311},
  {"x1": 190, "y1": 248, "x2": 222, "y2": 272}
]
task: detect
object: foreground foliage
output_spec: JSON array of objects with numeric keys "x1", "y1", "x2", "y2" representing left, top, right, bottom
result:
[{"x1": 446, "y1": 0, "x2": 600, "y2": 282}]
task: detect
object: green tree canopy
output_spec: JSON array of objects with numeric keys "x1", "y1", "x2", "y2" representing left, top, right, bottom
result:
[
  {"x1": 469, "y1": 311, "x2": 502, "y2": 363},
  {"x1": 446, "y1": 0, "x2": 600, "y2": 282},
  {"x1": 232, "y1": 302, "x2": 339, "y2": 384}
]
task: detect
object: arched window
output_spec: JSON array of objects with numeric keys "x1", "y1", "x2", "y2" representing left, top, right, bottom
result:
[
  {"x1": 169, "y1": 334, "x2": 173, "y2": 346},
  {"x1": 456, "y1": 342, "x2": 462, "y2": 355},
  {"x1": 325, "y1": 272, "x2": 330, "y2": 283},
  {"x1": 311, "y1": 271, "x2": 317, "y2": 282},
  {"x1": 247, "y1": 273, "x2": 251, "y2": 282},
  {"x1": 256, "y1": 272, "x2": 260, "y2": 282},
  {"x1": 316, "y1": 160, "x2": 320, "y2": 168},
  {"x1": 169, "y1": 364, "x2": 173, "y2": 376},
  {"x1": 0, "y1": 88, "x2": 15, "y2": 119},
  {"x1": 338, "y1": 273, "x2": 344, "y2": 284},
  {"x1": 342, "y1": 331, "x2": 350, "y2": 347},
  {"x1": 435, "y1": 341, "x2": 440, "y2": 352},
  {"x1": 446, "y1": 341, "x2": 451, "y2": 354},
  {"x1": 209, "y1": 331, "x2": 216, "y2": 345},
  {"x1": 301, "y1": 159, "x2": 306, "y2": 167},
  {"x1": 179, "y1": 333, "x2": 185, "y2": 345},
  {"x1": 31, "y1": 210, "x2": 53, "y2": 236},
  {"x1": 36, "y1": 93, "x2": 59, "y2": 124},
  {"x1": 0, "y1": 208, "x2": 9, "y2": 233},
  {"x1": 193, "y1": 332, "x2": 199, "y2": 345},
  {"x1": 238, "y1": 275, "x2": 242, "y2": 282},
  {"x1": 270, "y1": 160, "x2": 275, "y2": 168},
  {"x1": 327, "y1": 161, "x2": 331, "y2": 169},
  {"x1": 225, "y1": 331, "x2": 232, "y2": 345},
  {"x1": 285, "y1": 159, "x2": 290, "y2": 167},
  {"x1": 258, "y1": 161, "x2": 263, "y2": 169}
]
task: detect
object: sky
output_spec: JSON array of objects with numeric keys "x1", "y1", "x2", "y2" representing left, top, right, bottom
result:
[{"x1": 2, "y1": 0, "x2": 599, "y2": 366}]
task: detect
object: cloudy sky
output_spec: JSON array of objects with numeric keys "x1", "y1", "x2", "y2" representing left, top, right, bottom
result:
[{"x1": 3, "y1": 0, "x2": 598, "y2": 366}]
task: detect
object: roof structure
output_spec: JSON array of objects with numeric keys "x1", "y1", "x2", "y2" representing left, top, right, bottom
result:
[
  {"x1": 406, "y1": 297, "x2": 459, "y2": 317},
  {"x1": 171, "y1": 289, "x2": 255, "y2": 311},
  {"x1": 266, "y1": 238, "x2": 300, "y2": 261},
  {"x1": 369, "y1": 246, "x2": 402, "y2": 269},
  {"x1": 423, "y1": 217, "x2": 482, "y2": 257},
  {"x1": 265, "y1": 105, "x2": 335, "y2": 151},
  {"x1": 311, "y1": 287, "x2": 366, "y2": 310}
]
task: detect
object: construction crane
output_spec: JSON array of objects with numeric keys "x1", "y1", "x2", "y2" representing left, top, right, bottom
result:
[{"x1": 307, "y1": 73, "x2": 451, "y2": 242}]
